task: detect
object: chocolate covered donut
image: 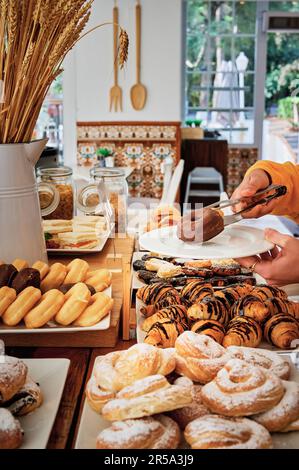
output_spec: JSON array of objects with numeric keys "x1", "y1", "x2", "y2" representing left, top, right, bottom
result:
[
  {"x1": 0, "y1": 264, "x2": 18, "y2": 288},
  {"x1": 11, "y1": 268, "x2": 41, "y2": 294},
  {"x1": 177, "y1": 208, "x2": 224, "y2": 243}
]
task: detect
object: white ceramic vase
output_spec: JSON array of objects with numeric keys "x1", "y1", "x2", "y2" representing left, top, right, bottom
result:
[{"x1": 0, "y1": 139, "x2": 48, "y2": 264}]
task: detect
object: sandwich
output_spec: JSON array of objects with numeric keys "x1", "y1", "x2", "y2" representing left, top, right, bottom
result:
[
  {"x1": 43, "y1": 219, "x2": 72, "y2": 234},
  {"x1": 57, "y1": 232, "x2": 98, "y2": 249},
  {"x1": 72, "y1": 216, "x2": 107, "y2": 234}
]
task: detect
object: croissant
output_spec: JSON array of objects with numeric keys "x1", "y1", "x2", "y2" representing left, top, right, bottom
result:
[
  {"x1": 251, "y1": 285, "x2": 288, "y2": 301},
  {"x1": 230, "y1": 295, "x2": 269, "y2": 323},
  {"x1": 222, "y1": 316, "x2": 262, "y2": 348},
  {"x1": 144, "y1": 318, "x2": 188, "y2": 348},
  {"x1": 137, "y1": 282, "x2": 177, "y2": 305},
  {"x1": 264, "y1": 313, "x2": 299, "y2": 349},
  {"x1": 265, "y1": 297, "x2": 299, "y2": 321},
  {"x1": 140, "y1": 292, "x2": 186, "y2": 318},
  {"x1": 142, "y1": 305, "x2": 188, "y2": 332},
  {"x1": 215, "y1": 285, "x2": 253, "y2": 305},
  {"x1": 191, "y1": 319, "x2": 225, "y2": 344},
  {"x1": 187, "y1": 297, "x2": 230, "y2": 326},
  {"x1": 181, "y1": 281, "x2": 213, "y2": 303}
]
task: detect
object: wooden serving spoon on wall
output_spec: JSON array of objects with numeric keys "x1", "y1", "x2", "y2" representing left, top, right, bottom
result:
[{"x1": 130, "y1": 1, "x2": 147, "y2": 110}]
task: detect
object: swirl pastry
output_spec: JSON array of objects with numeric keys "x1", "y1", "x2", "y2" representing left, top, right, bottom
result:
[
  {"x1": 175, "y1": 331, "x2": 231, "y2": 384},
  {"x1": 0, "y1": 356, "x2": 28, "y2": 404},
  {"x1": 201, "y1": 359, "x2": 284, "y2": 416},
  {"x1": 181, "y1": 281, "x2": 213, "y2": 304},
  {"x1": 137, "y1": 282, "x2": 177, "y2": 305},
  {"x1": 96, "y1": 415, "x2": 180, "y2": 449},
  {"x1": 251, "y1": 285, "x2": 288, "y2": 301},
  {"x1": 184, "y1": 415, "x2": 272, "y2": 449},
  {"x1": 227, "y1": 346, "x2": 290, "y2": 380},
  {"x1": 230, "y1": 295, "x2": 269, "y2": 323},
  {"x1": 140, "y1": 292, "x2": 185, "y2": 318},
  {"x1": 142, "y1": 305, "x2": 187, "y2": 332},
  {"x1": 187, "y1": 297, "x2": 230, "y2": 326},
  {"x1": 264, "y1": 313, "x2": 299, "y2": 349},
  {"x1": 222, "y1": 316, "x2": 262, "y2": 348},
  {"x1": 4, "y1": 376, "x2": 43, "y2": 416},
  {"x1": 167, "y1": 377, "x2": 210, "y2": 429},
  {"x1": 253, "y1": 380, "x2": 299, "y2": 432},
  {"x1": 85, "y1": 376, "x2": 116, "y2": 413},
  {"x1": 144, "y1": 318, "x2": 188, "y2": 348},
  {"x1": 92, "y1": 344, "x2": 176, "y2": 393},
  {"x1": 101, "y1": 374, "x2": 193, "y2": 421},
  {"x1": 191, "y1": 319, "x2": 225, "y2": 344},
  {"x1": 265, "y1": 297, "x2": 299, "y2": 321},
  {"x1": 0, "y1": 409, "x2": 23, "y2": 449}
]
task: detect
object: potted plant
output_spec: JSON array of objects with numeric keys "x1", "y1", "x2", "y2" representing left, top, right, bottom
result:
[{"x1": 97, "y1": 148, "x2": 115, "y2": 168}]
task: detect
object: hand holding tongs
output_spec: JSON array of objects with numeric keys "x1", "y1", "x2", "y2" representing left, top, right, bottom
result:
[{"x1": 208, "y1": 184, "x2": 287, "y2": 227}]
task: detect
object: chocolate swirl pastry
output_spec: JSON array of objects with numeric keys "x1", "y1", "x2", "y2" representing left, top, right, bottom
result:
[
  {"x1": 187, "y1": 296, "x2": 230, "y2": 326},
  {"x1": 144, "y1": 318, "x2": 189, "y2": 348},
  {"x1": 142, "y1": 305, "x2": 188, "y2": 332},
  {"x1": 265, "y1": 297, "x2": 299, "y2": 321},
  {"x1": 140, "y1": 292, "x2": 186, "y2": 318},
  {"x1": 252, "y1": 285, "x2": 288, "y2": 301},
  {"x1": 137, "y1": 282, "x2": 178, "y2": 305},
  {"x1": 231, "y1": 295, "x2": 269, "y2": 323},
  {"x1": 181, "y1": 281, "x2": 214, "y2": 304},
  {"x1": 222, "y1": 316, "x2": 262, "y2": 348},
  {"x1": 11, "y1": 268, "x2": 40, "y2": 294},
  {"x1": 141, "y1": 254, "x2": 174, "y2": 263},
  {"x1": 264, "y1": 313, "x2": 299, "y2": 349},
  {"x1": 191, "y1": 319, "x2": 225, "y2": 344},
  {"x1": 214, "y1": 285, "x2": 253, "y2": 307},
  {"x1": 177, "y1": 208, "x2": 224, "y2": 243},
  {"x1": 149, "y1": 276, "x2": 188, "y2": 286},
  {"x1": 0, "y1": 264, "x2": 18, "y2": 288}
]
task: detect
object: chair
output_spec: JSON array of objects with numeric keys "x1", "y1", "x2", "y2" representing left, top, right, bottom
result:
[{"x1": 184, "y1": 167, "x2": 224, "y2": 205}]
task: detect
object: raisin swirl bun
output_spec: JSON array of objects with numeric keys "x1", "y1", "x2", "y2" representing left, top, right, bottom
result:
[
  {"x1": 184, "y1": 415, "x2": 272, "y2": 449},
  {"x1": 252, "y1": 285, "x2": 288, "y2": 301},
  {"x1": 181, "y1": 281, "x2": 213, "y2": 304},
  {"x1": 174, "y1": 331, "x2": 231, "y2": 384},
  {"x1": 144, "y1": 317, "x2": 188, "y2": 348},
  {"x1": 265, "y1": 297, "x2": 299, "y2": 321},
  {"x1": 253, "y1": 380, "x2": 299, "y2": 432},
  {"x1": 187, "y1": 297, "x2": 230, "y2": 326},
  {"x1": 142, "y1": 305, "x2": 188, "y2": 332},
  {"x1": 222, "y1": 316, "x2": 262, "y2": 348},
  {"x1": 201, "y1": 359, "x2": 284, "y2": 416},
  {"x1": 137, "y1": 282, "x2": 178, "y2": 305},
  {"x1": 191, "y1": 319, "x2": 225, "y2": 344},
  {"x1": 96, "y1": 415, "x2": 180, "y2": 449},
  {"x1": 230, "y1": 295, "x2": 269, "y2": 323},
  {"x1": 0, "y1": 356, "x2": 28, "y2": 404},
  {"x1": 264, "y1": 313, "x2": 299, "y2": 349}
]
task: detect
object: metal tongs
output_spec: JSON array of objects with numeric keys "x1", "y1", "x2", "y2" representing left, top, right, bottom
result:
[{"x1": 208, "y1": 184, "x2": 287, "y2": 226}]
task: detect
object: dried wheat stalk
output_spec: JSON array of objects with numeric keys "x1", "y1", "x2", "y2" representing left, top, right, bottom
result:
[{"x1": 0, "y1": 0, "x2": 129, "y2": 144}]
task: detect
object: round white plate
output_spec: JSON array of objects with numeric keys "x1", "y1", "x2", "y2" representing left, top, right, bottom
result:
[{"x1": 139, "y1": 224, "x2": 274, "y2": 260}]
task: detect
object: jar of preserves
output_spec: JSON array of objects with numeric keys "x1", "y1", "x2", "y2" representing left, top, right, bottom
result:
[{"x1": 37, "y1": 166, "x2": 75, "y2": 220}]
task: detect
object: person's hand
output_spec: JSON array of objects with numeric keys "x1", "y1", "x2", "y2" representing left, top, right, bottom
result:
[
  {"x1": 236, "y1": 229, "x2": 299, "y2": 286},
  {"x1": 231, "y1": 169, "x2": 278, "y2": 218}
]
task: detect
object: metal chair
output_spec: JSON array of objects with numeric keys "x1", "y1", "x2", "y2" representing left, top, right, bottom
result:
[{"x1": 184, "y1": 167, "x2": 224, "y2": 205}]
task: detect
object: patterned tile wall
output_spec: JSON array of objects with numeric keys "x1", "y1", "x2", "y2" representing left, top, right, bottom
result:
[{"x1": 227, "y1": 148, "x2": 259, "y2": 196}]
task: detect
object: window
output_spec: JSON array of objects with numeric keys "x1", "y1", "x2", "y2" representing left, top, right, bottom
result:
[{"x1": 185, "y1": 0, "x2": 257, "y2": 144}]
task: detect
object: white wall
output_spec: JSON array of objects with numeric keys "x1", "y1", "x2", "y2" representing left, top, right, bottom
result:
[{"x1": 64, "y1": 0, "x2": 183, "y2": 164}]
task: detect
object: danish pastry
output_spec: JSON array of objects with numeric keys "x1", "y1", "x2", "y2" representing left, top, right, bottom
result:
[
  {"x1": 184, "y1": 415, "x2": 272, "y2": 449},
  {"x1": 230, "y1": 295, "x2": 269, "y2": 323},
  {"x1": 5, "y1": 376, "x2": 43, "y2": 416},
  {"x1": 181, "y1": 281, "x2": 214, "y2": 304},
  {"x1": 187, "y1": 297, "x2": 230, "y2": 326},
  {"x1": 144, "y1": 318, "x2": 188, "y2": 348},
  {"x1": 253, "y1": 380, "x2": 299, "y2": 432},
  {"x1": 264, "y1": 313, "x2": 299, "y2": 349},
  {"x1": 0, "y1": 409, "x2": 23, "y2": 449},
  {"x1": 96, "y1": 415, "x2": 180, "y2": 449},
  {"x1": 101, "y1": 374, "x2": 193, "y2": 421},
  {"x1": 222, "y1": 316, "x2": 262, "y2": 348},
  {"x1": 175, "y1": 331, "x2": 231, "y2": 384},
  {"x1": 85, "y1": 376, "x2": 116, "y2": 413},
  {"x1": 167, "y1": 377, "x2": 210, "y2": 429},
  {"x1": 201, "y1": 359, "x2": 284, "y2": 416},
  {"x1": 0, "y1": 356, "x2": 28, "y2": 403},
  {"x1": 142, "y1": 305, "x2": 187, "y2": 332},
  {"x1": 191, "y1": 319, "x2": 225, "y2": 344}
]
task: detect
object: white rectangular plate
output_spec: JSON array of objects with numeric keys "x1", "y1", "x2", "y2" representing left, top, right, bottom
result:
[
  {"x1": 74, "y1": 357, "x2": 299, "y2": 449},
  {"x1": 19, "y1": 358, "x2": 70, "y2": 449},
  {"x1": 0, "y1": 287, "x2": 112, "y2": 334}
]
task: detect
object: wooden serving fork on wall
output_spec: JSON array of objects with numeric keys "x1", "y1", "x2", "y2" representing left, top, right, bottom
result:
[{"x1": 110, "y1": 1, "x2": 123, "y2": 112}]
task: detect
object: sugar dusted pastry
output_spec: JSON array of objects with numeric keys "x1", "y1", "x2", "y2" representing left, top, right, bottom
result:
[
  {"x1": 184, "y1": 415, "x2": 272, "y2": 449},
  {"x1": 201, "y1": 359, "x2": 284, "y2": 416},
  {"x1": 96, "y1": 415, "x2": 180, "y2": 449},
  {"x1": 0, "y1": 356, "x2": 28, "y2": 404},
  {"x1": 253, "y1": 380, "x2": 299, "y2": 432},
  {"x1": 85, "y1": 376, "x2": 116, "y2": 413},
  {"x1": 5, "y1": 375, "x2": 43, "y2": 416},
  {"x1": 175, "y1": 332, "x2": 231, "y2": 384},
  {"x1": 101, "y1": 374, "x2": 193, "y2": 421},
  {"x1": 0, "y1": 409, "x2": 23, "y2": 449}
]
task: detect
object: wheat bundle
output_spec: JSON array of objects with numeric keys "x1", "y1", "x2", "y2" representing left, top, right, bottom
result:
[{"x1": 0, "y1": 0, "x2": 129, "y2": 144}]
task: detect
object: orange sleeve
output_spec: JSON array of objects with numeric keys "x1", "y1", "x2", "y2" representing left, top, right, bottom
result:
[{"x1": 245, "y1": 161, "x2": 299, "y2": 223}]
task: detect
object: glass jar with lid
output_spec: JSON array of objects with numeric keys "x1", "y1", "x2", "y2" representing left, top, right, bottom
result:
[{"x1": 37, "y1": 166, "x2": 75, "y2": 220}]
